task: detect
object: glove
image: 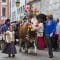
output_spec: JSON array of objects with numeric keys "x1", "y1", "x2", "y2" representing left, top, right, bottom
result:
[{"x1": 50, "y1": 33, "x2": 53, "y2": 37}]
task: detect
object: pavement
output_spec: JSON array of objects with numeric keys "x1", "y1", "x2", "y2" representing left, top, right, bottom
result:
[{"x1": 0, "y1": 46, "x2": 60, "y2": 60}]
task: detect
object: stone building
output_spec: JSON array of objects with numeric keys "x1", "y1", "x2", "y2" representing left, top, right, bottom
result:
[{"x1": 0, "y1": 0, "x2": 11, "y2": 24}]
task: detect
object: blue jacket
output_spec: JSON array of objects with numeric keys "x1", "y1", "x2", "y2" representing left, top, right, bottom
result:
[
  {"x1": 2, "y1": 24, "x2": 8, "y2": 32},
  {"x1": 44, "y1": 19, "x2": 56, "y2": 36}
]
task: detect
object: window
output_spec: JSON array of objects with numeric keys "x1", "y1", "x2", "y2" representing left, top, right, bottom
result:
[
  {"x1": 2, "y1": 7, "x2": 6, "y2": 17},
  {"x1": 23, "y1": 6, "x2": 25, "y2": 10},
  {"x1": 17, "y1": 8, "x2": 20, "y2": 14},
  {"x1": 23, "y1": 6, "x2": 25, "y2": 12},
  {"x1": 12, "y1": 0, "x2": 15, "y2": 7},
  {"x1": 21, "y1": 7, "x2": 22, "y2": 13},
  {"x1": 2, "y1": 0, "x2": 6, "y2": 2},
  {"x1": 12, "y1": 12, "x2": 16, "y2": 21}
]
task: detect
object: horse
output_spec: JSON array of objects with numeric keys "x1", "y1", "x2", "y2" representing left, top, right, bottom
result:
[
  {"x1": 18, "y1": 21, "x2": 37, "y2": 54},
  {"x1": 17, "y1": 14, "x2": 46, "y2": 54}
]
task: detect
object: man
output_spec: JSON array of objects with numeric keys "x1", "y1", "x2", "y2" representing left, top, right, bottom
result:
[{"x1": 44, "y1": 14, "x2": 56, "y2": 58}]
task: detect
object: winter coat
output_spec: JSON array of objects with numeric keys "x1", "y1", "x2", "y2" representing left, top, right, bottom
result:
[
  {"x1": 5, "y1": 30, "x2": 15, "y2": 43},
  {"x1": 36, "y1": 23, "x2": 44, "y2": 37},
  {"x1": 44, "y1": 19, "x2": 56, "y2": 37}
]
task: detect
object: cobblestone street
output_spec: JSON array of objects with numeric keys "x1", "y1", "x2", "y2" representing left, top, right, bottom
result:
[{"x1": 0, "y1": 46, "x2": 60, "y2": 60}]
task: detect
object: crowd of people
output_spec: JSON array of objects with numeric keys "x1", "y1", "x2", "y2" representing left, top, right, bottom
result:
[
  {"x1": 0, "y1": 13, "x2": 60, "y2": 58},
  {"x1": 0, "y1": 19, "x2": 17, "y2": 57}
]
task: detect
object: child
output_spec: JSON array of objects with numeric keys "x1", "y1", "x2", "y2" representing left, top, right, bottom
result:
[{"x1": 2, "y1": 26, "x2": 17, "y2": 57}]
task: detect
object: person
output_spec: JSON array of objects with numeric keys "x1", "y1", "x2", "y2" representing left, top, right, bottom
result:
[
  {"x1": 50, "y1": 18, "x2": 59, "y2": 52},
  {"x1": 56, "y1": 18, "x2": 60, "y2": 49},
  {"x1": 1, "y1": 19, "x2": 10, "y2": 41},
  {"x1": 2, "y1": 25, "x2": 17, "y2": 58},
  {"x1": 35, "y1": 19, "x2": 44, "y2": 50},
  {"x1": 44, "y1": 14, "x2": 56, "y2": 58},
  {"x1": 2, "y1": 19, "x2": 10, "y2": 33},
  {"x1": 0, "y1": 26, "x2": 3, "y2": 49}
]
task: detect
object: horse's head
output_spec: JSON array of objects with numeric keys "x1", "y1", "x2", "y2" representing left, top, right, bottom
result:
[{"x1": 27, "y1": 23, "x2": 37, "y2": 38}]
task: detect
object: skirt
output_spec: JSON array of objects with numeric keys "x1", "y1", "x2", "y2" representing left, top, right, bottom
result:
[
  {"x1": 58, "y1": 34, "x2": 60, "y2": 42},
  {"x1": 37, "y1": 37, "x2": 44, "y2": 50},
  {"x1": 2, "y1": 42, "x2": 17, "y2": 54},
  {"x1": 57, "y1": 34, "x2": 60, "y2": 48}
]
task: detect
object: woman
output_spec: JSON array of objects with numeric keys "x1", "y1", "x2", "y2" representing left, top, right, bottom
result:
[
  {"x1": 35, "y1": 19, "x2": 44, "y2": 50},
  {"x1": 56, "y1": 19, "x2": 60, "y2": 49},
  {"x1": 2, "y1": 25, "x2": 17, "y2": 57}
]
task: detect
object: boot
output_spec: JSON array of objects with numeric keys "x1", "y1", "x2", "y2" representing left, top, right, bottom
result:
[
  {"x1": 8, "y1": 54, "x2": 11, "y2": 57},
  {"x1": 12, "y1": 54, "x2": 15, "y2": 58}
]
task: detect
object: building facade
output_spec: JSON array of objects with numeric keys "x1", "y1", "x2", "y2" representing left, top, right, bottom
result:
[
  {"x1": 11, "y1": 0, "x2": 17, "y2": 22},
  {"x1": 11, "y1": 0, "x2": 25, "y2": 22},
  {"x1": 48, "y1": 0, "x2": 60, "y2": 19},
  {"x1": 40, "y1": 0, "x2": 60, "y2": 19},
  {"x1": 10, "y1": 0, "x2": 60, "y2": 22},
  {"x1": 0, "y1": 0, "x2": 11, "y2": 24},
  {"x1": 26, "y1": 0, "x2": 60, "y2": 19},
  {"x1": 19, "y1": 0, "x2": 25, "y2": 20}
]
